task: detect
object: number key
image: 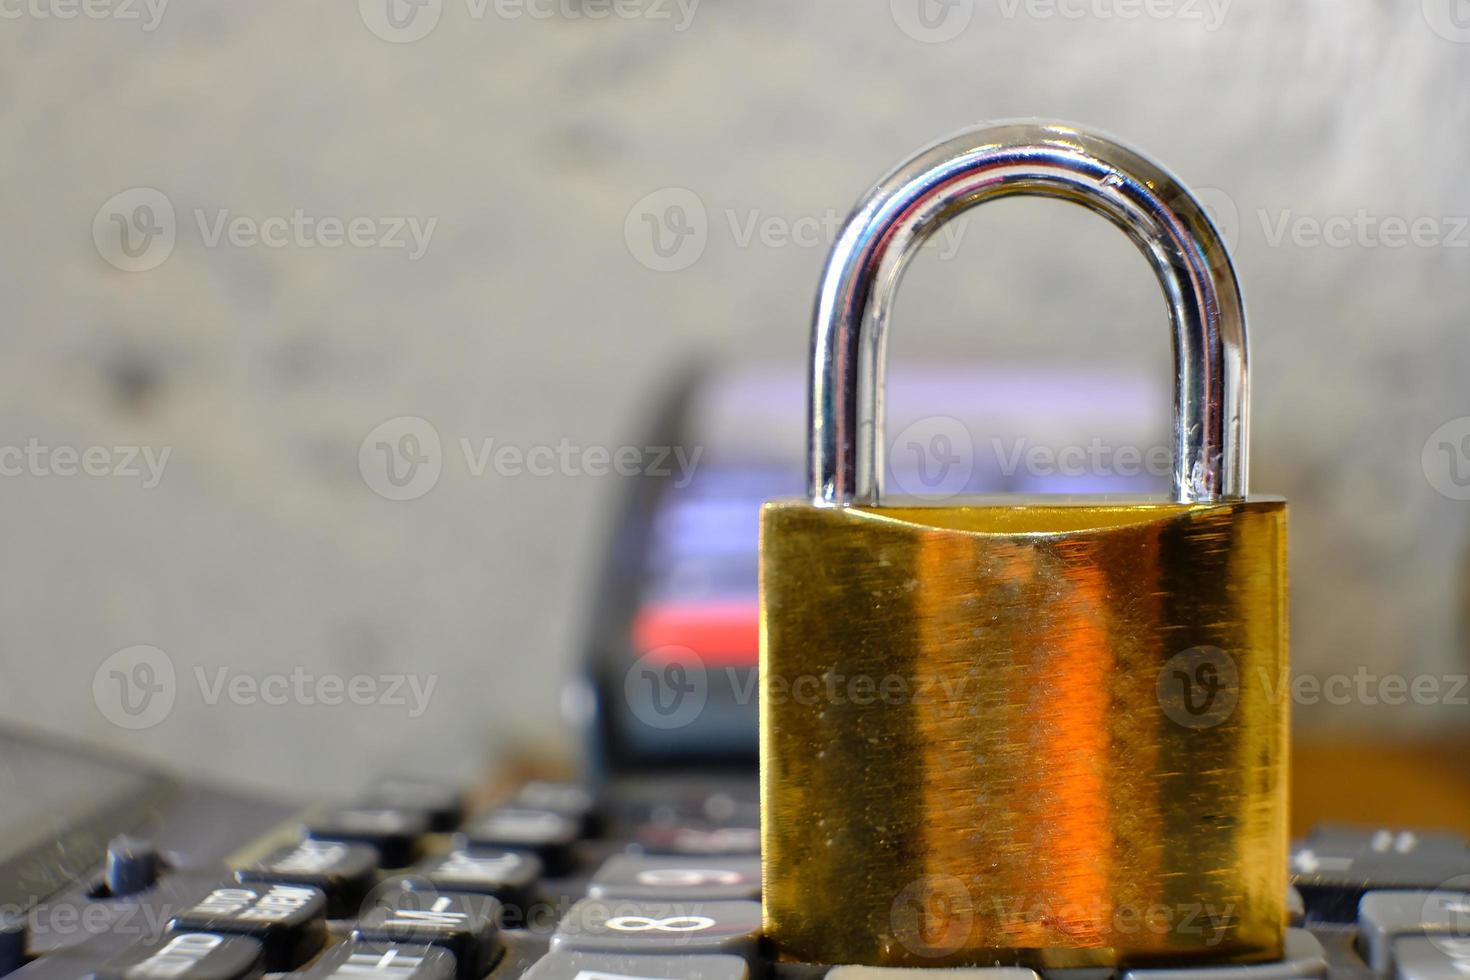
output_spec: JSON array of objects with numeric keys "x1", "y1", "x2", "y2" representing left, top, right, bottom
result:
[
  {"x1": 462, "y1": 808, "x2": 578, "y2": 874},
  {"x1": 634, "y1": 825, "x2": 758, "y2": 857},
  {"x1": 514, "y1": 782, "x2": 599, "y2": 835},
  {"x1": 588, "y1": 856, "x2": 759, "y2": 901},
  {"x1": 363, "y1": 778, "x2": 464, "y2": 833},
  {"x1": 410, "y1": 847, "x2": 541, "y2": 906},
  {"x1": 237, "y1": 839, "x2": 378, "y2": 918},
  {"x1": 306, "y1": 807, "x2": 429, "y2": 868},
  {"x1": 551, "y1": 899, "x2": 761, "y2": 964}
]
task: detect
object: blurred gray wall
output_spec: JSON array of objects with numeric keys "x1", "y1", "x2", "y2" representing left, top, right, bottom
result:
[{"x1": 1, "y1": 1, "x2": 1467, "y2": 796}]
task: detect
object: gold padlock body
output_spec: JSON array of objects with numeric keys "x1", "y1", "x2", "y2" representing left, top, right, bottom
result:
[{"x1": 759, "y1": 498, "x2": 1288, "y2": 969}]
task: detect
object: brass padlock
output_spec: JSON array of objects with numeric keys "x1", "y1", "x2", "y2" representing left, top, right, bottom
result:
[{"x1": 759, "y1": 122, "x2": 1288, "y2": 970}]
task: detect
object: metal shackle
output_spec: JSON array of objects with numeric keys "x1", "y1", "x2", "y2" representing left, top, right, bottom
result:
[{"x1": 808, "y1": 120, "x2": 1249, "y2": 507}]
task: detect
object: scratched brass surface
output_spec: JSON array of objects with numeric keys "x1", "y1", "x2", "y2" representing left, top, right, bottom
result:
[{"x1": 759, "y1": 498, "x2": 1288, "y2": 968}]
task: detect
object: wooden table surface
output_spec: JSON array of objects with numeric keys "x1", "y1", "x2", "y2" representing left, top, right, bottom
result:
[{"x1": 1294, "y1": 737, "x2": 1470, "y2": 836}]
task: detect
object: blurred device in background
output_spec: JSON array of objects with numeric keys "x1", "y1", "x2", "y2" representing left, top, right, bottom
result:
[{"x1": 574, "y1": 363, "x2": 1168, "y2": 776}]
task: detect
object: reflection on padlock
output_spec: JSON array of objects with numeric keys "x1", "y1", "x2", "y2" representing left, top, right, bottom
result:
[{"x1": 759, "y1": 122, "x2": 1288, "y2": 969}]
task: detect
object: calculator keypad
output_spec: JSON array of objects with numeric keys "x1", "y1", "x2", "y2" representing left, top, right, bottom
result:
[{"x1": 29, "y1": 774, "x2": 1470, "y2": 980}]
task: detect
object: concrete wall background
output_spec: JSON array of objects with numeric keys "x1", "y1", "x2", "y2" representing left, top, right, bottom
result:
[{"x1": 1, "y1": 1, "x2": 1467, "y2": 796}]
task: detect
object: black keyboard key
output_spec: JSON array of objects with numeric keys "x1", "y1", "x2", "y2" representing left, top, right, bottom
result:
[
  {"x1": 588, "y1": 856, "x2": 759, "y2": 901},
  {"x1": 686, "y1": 791, "x2": 759, "y2": 830},
  {"x1": 551, "y1": 899, "x2": 761, "y2": 963},
  {"x1": 409, "y1": 848, "x2": 541, "y2": 905},
  {"x1": 615, "y1": 781, "x2": 758, "y2": 830},
  {"x1": 633, "y1": 824, "x2": 758, "y2": 857},
  {"x1": 1292, "y1": 826, "x2": 1470, "y2": 923},
  {"x1": 171, "y1": 882, "x2": 327, "y2": 970},
  {"x1": 354, "y1": 890, "x2": 501, "y2": 980},
  {"x1": 294, "y1": 941, "x2": 455, "y2": 980},
  {"x1": 461, "y1": 809, "x2": 579, "y2": 874},
  {"x1": 520, "y1": 951, "x2": 749, "y2": 980},
  {"x1": 306, "y1": 807, "x2": 429, "y2": 868},
  {"x1": 237, "y1": 839, "x2": 379, "y2": 918},
  {"x1": 514, "y1": 782, "x2": 599, "y2": 835},
  {"x1": 364, "y1": 779, "x2": 465, "y2": 833},
  {"x1": 95, "y1": 932, "x2": 265, "y2": 980}
]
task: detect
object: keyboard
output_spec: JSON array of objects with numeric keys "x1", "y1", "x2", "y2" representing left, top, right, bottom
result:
[{"x1": 9, "y1": 771, "x2": 1470, "y2": 980}]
